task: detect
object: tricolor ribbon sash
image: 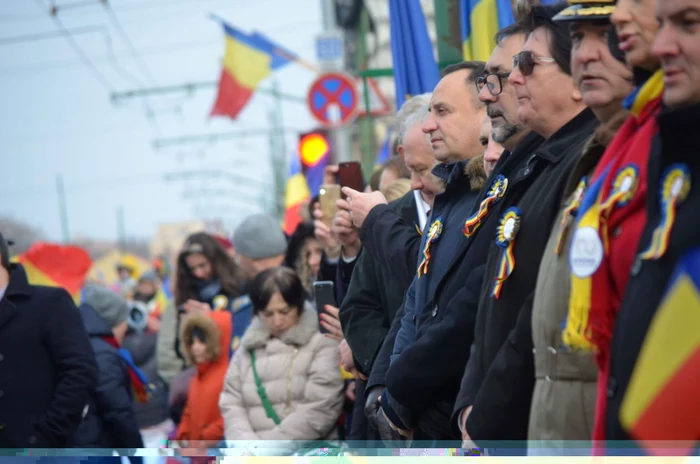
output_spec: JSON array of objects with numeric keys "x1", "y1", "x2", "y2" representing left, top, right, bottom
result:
[
  {"x1": 463, "y1": 175, "x2": 508, "y2": 237},
  {"x1": 639, "y1": 164, "x2": 691, "y2": 261},
  {"x1": 564, "y1": 165, "x2": 639, "y2": 351},
  {"x1": 491, "y1": 208, "x2": 521, "y2": 299},
  {"x1": 554, "y1": 178, "x2": 588, "y2": 256},
  {"x1": 599, "y1": 165, "x2": 639, "y2": 250},
  {"x1": 417, "y1": 217, "x2": 444, "y2": 278}
]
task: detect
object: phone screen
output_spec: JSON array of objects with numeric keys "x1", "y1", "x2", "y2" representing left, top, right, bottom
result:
[
  {"x1": 319, "y1": 185, "x2": 341, "y2": 228},
  {"x1": 313, "y1": 281, "x2": 336, "y2": 334},
  {"x1": 337, "y1": 162, "x2": 364, "y2": 198}
]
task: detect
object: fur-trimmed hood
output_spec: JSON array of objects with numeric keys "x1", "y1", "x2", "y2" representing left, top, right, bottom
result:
[
  {"x1": 180, "y1": 311, "x2": 225, "y2": 366},
  {"x1": 464, "y1": 153, "x2": 488, "y2": 191},
  {"x1": 240, "y1": 301, "x2": 318, "y2": 351}
]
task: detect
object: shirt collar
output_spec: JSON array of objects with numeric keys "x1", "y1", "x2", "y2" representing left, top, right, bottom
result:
[{"x1": 413, "y1": 190, "x2": 431, "y2": 230}]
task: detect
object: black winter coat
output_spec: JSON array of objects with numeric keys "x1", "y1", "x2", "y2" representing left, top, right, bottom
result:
[
  {"x1": 459, "y1": 109, "x2": 599, "y2": 443},
  {"x1": 605, "y1": 103, "x2": 700, "y2": 443},
  {"x1": 72, "y1": 304, "x2": 144, "y2": 448},
  {"x1": 0, "y1": 265, "x2": 98, "y2": 448},
  {"x1": 340, "y1": 190, "x2": 420, "y2": 376},
  {"x1": 384, "y1": 134, "x2": 545, "y2": 439}
]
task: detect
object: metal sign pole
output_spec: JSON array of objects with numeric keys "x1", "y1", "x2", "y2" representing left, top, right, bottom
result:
[{"x1": 319, "y1": 0, "x2": 351, "y2": 163}]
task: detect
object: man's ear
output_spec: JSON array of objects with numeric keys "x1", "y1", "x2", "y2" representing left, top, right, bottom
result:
[{"x1": 397, "y1": 144, "x2": 405, "y2": 158}]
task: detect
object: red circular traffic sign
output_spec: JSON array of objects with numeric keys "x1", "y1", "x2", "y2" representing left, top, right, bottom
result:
[{"x1": 307, "y1": 72, "x2": 358, "y2": 128}]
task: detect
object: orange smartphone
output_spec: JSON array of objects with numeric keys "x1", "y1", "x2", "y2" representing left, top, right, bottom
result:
[
  {"x1": 337, "y1": 161, "x2": 364, "y2": 198},
  {"x1": 319, "y1": 184, "x2": 341, "y2": 228}
]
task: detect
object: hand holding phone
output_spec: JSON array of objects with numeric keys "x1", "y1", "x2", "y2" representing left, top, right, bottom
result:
[
  {"x1": 337, "y1": 161, "x2": 364, "y2": 199},
  {"x1": 313, "y1": 281, "x2": 336, "y2": 335}
]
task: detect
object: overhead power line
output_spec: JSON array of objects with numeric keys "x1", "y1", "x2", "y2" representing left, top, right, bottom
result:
[
  {"x1": 112, "y1": 81, "x2": 306, "y2": 105},
  {"x1": 0, "y1": 25, "x2": 104, "y2": 46},
  {"x1": 48, "y1": 8, "x2": 113, "y2": 91},
  {"x1": 152, "y1": 128, "x2": 304, "y2": 149},
  {"x1": 102, "y1": 3, "x2": 157, "y2": 86}
]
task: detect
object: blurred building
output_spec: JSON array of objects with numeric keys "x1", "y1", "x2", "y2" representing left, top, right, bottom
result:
[{"x1": 149, "y1": 219, "x2": 225, "y2": 267}]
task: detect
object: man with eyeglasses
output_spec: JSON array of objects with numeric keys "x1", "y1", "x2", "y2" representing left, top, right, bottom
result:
[{"x1": 450, "y1": 2, "x2": 599, "y2": 451}]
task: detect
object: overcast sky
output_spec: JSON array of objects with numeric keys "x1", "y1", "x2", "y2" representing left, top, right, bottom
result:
[{"x1": 0, "y1": 0, "x2": 323, "y2": 241}]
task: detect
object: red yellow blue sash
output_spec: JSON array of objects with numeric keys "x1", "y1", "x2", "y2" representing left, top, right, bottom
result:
[
  {"x1": 463, "y1": 175, "x2": 508, "y2": 237},
  {"x1": 417, "y1": 217, "x2": 444, "y2": 278},
  {"x1": 564, "y1": 70, "x2": 664, "y2": 353},
  {"x1": 639, "y1": 164, "x2": 691, "y2": 261},
  {"x1": 491, "y1": 207, "x2": 521, "y2": 299},
  {"x1": 554, "y1": 178, "x2": 588, "y2": 256}
]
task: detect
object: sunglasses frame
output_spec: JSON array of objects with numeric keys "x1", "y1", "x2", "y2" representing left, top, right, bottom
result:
[{"x1": 513, "y1": 50, "x2": 557, "y2": 77}]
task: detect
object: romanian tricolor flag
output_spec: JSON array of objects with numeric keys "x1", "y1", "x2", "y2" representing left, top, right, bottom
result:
[
  {"x1": 460, "y1": 0, "x2": 561, "y2": 61},
  {"x1": 620, "y1": 248, "x2": 700, "y2": 455},
  {"x1": 210, "y1": 18, "x2": 297, "y2": 119},
  {"x1": 283, "y1": 151, "x2": 311, "y2": 235},
  {"x1": 16, "y1": 242, "x2": 92, "y2": 304}
]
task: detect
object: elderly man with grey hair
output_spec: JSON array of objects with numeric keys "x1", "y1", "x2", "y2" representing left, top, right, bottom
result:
[{"x1": 337, "y1": 93, "x2": 441, "y2": 441}]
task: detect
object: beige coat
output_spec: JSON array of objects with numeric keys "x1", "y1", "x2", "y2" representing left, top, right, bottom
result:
[
  {"x1": 156, "y1": 302, "x2": 188, "y2": 384},
  {"x1": 528, "y1": 113, "x2": 628, "y2": 444},
  {"x1": 219, "y1": 305, "x2": 344, "y2": 441}
]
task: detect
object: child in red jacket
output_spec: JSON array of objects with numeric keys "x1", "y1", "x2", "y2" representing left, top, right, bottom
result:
[{"x1": 176, "y1": 311, "x2": 232, "y2": 447}]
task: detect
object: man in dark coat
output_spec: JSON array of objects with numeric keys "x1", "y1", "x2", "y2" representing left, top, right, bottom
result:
[
  {"x1": 605, "y1": 0, "x2": 700, "y2": 451},
  {"x1": 454, "y1": 4, "x2": 599, "y2": 448},
  {"x1": 0, "y1": 233, "x2": 98, "y2": 448},
  {"x1": 344, "y1": 61, "x2": 489, "y2": 441},
  {"x1": 338, "y1": 95, "x2": 440, "y2": 441},
  {"x1": 73, "y1": 284, "x2": 144, "y2": 449}
]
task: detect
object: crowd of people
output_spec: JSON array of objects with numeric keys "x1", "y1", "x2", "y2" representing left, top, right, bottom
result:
[{"x1": 0, "y1": 0, "x2": 699, "y2": 457}]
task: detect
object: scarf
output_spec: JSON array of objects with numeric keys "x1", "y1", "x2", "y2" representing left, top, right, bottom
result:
[
  {"x1": 565, "y1": 70, "x2": 664, "y2": 354},
  {"x1": 101, "y1": 334, "x2": 153, "y2": 403}
]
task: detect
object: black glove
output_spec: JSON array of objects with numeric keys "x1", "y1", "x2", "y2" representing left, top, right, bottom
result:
[
  {"x1": 375, "y1": 407, "x2": 407, "y2": 446},
  {"x1": 364, "y1": 385, "x2": 383, "y2": 428}
]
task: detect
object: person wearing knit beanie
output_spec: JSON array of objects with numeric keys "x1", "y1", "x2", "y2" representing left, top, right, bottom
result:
[
  {"x1": 233, "y1": 214, "x2": 288, "y2": 280},
  {"x1": 82, "y1": 284, "x2": 130, "y2": 343}
]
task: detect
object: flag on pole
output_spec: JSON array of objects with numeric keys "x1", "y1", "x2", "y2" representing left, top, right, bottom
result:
[
  {"x1": 620, "y1": 248, "x2": 700, "y2": 455},
  {"x1": 461, "y1": 0, "x2": 500, "y2": 61},
  {"x1": 283, "y1": 152, "x2": 311, "y2": 235},
  {"x1": 388, "y1": 0, "x2": 441, "y2": 110},
  {"x1": 17, "y1": 242, "x2": 92, "y2": 304},
  {"x1": 210, "y1": 19, "x2": 297, "y2": 119}
]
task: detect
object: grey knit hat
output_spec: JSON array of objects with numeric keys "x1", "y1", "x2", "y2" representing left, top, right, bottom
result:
[
  {"x1": 83, "y1": 284, "x2": 130, "y2": 329},
  {"x1": 233, "y1": 214, "x2": 288, "y2": 260}
]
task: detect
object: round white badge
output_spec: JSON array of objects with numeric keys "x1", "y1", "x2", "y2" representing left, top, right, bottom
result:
[
  {"x1": 671, "y1": 177, "x2": 684, "y2": 197},
  {"x1": 619, "y1": 175, "x2": 634, "y2": 193},
  {"x1": 569, "y1": 226, "x2": 604, "y2": 278},
  {"x1": 503, "y1": 217, "x2": 516, "y2": 240}
]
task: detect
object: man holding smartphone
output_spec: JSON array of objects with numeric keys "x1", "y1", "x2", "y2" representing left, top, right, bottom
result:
[{"x1": 343, "y1": 61, "x2": 490, "y2": 441}]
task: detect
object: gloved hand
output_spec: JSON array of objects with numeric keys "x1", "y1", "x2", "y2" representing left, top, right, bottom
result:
[
  {"x1": 364, "y1": 385, "x2": 383, "y2": 428},
  {"x1": 376, "y1": 407, "x2": 409, "y2": 446}
]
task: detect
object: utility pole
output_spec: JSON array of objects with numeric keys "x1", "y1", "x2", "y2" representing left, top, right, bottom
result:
[
  {"x1": 320, "y1": 0, "x2": 351, "y2": 163},
  {"x1": 433, "y1": 0, "x2": 464, "y2": 67},
  {"x1": 355, "y1": 4, "x2": 377, "y2": 180},
  {"x1": 268, "y1": 106, "x2": 286, "y2": 220},
  {"x1": 55, "y1": 174, "x2": 70, "y2": 244},
  {"x1": 117, "y1": 206, "x2": 126, "y2": 252}
]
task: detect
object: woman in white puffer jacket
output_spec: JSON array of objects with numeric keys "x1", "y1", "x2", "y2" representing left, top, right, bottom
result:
[{"x1": 219, "y1": 266, "x2": 344, "y2": 444}]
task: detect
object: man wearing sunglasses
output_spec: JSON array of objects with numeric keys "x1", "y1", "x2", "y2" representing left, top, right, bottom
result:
[
  {"x1": 525, "y1": 0, "x2": 635, "y2": 452},
  {"x1": 452, "y1": 2, "x2": 599, "y2": 451}
]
